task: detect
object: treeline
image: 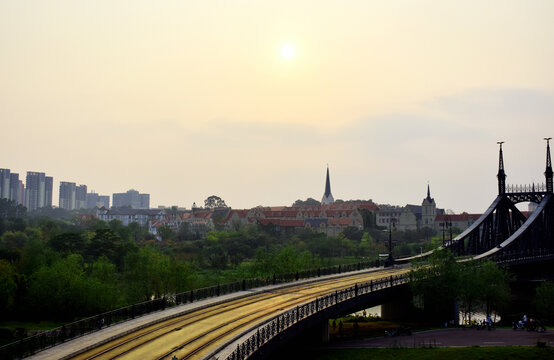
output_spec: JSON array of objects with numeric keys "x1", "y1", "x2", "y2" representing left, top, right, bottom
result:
[
  {"x1": 0, "y1": 208, "x2": 389, "y2": 323},
  {"x1": 0, "y1": 221, "x2": 193, "y2": 321},
  {"x1": 1, "y1": 198, "x2": 454, "y2": 323},
  {"x1": 410, "y1": 250, "x2": 554, "y2": 324}
]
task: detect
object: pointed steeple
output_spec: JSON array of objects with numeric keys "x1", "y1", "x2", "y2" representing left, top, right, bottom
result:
[
  {"x1": 324, "y1": 166, "x2": 331, "y2": 197},
  {"x1": 497, "y1": 141, "x2": 506, "y2": 195},
  {"x1": 545, "y1": 138, "x2": 553, "y2": 193},
  {"x1": 321, "y1": 165, "x2": 334, "y2": 205},
  {"x1": 423, "y1": 183, "x2": 434, "y2": 203},
  {"x1": 426, "y1": 183, "x2": 432, "y2": 201}
]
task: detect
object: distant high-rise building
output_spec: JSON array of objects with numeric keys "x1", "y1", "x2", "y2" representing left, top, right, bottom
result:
[
  {"x1": 45, "y1": 176, "x2": 53, "y2": 208},
  {"x1": 98, "y1": 195, "x2": 110, "y2": 208},
  {"x1": 9, "y1": 173, "x2": 24, "y2": 205},
  {"x1": 75, "y1": 184, "x2": 87, "y2": 209},
  {"x1": 25, "y1": 172, "x2": 53, "y2": 211},
  {"x1": 86, "y1": 192, "x2": 110, "y2": 209},
  {"x1": 59, "y1": 181, "x2": 76, "y2": 210},
  {"x1": 0, "y1": 168, "x2": 10, "y2": 199},
  {"x1": 26, "y1": 171, "x2": 52, "y2": 211},
  {"x1": 139, "y1": 193, "x2": 150, "y2": 209},
  {"x1": 113, "y1": 189, "x2": 150, "y2": 209}
]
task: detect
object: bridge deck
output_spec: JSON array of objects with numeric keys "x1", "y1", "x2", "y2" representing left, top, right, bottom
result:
[{"x1": 28, "y1": 267, "x2": 408, "y2": 360}]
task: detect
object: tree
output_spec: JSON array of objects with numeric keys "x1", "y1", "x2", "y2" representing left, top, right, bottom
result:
[
  {"x1": 292, "y1": 198, "x2": 321, "y2": 207},
  {"x1": 48, "y1": 232, "x2": 86, "y2": 255},
  {"x1": 0, "y1": 198, "x2": 26, "y2": 219},
  {"x1": 534, "y1": 281, "x2": 554, "y2": 322},
  {"x1": 128, "y1": 221, "x2": 148, "y2": 242},
  {"x1": 27, "y1": 254, "x2": 122, "y2": 319},
  {"x1": 0, "y1": 259, "x2": 18, "y2": 316},
  {"x1": 477, "y1": 260, "x2": 511, "y2": 318},
  {"x1": 204, "y1": 195, "x2": 228, "y2": 209},
  {"x1": 360, "y1": 208, "x2": 376, "y2": 229},
  {"x1": 457, "y1": 261, "x2": 483, "y2": 324},
  {"x1": 409, "y1": 249, "x2": 460, "y2": 322},
  {"x1": 123, "y1": 247, "x2": 182, "y2": 301},
  {"x1": 86, "y1": 228, "x2": 136, "y2": 268},
  {"x1": 157, "y1": 224, "x2": 176, "y2": 242},
  {"x1": 341, "y1": 226, "x2": 364, "y2": 241}
]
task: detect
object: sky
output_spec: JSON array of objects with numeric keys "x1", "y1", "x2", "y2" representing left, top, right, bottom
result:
[{"x1": 1, "y1": 1, "x2": 553, "y2": 213}]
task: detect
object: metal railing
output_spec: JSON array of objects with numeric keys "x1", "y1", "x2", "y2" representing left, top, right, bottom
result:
[
  {"x1": 0, "y1": 260, "x2": 382, "y2": 359},
  {"x1": 225, "y1": 273, "x2": 408, "y2": 360},
  {"x1": 506, "y1": 183, "x2": 546, "y2": 193},
  {"x1": 493, "y1": 248, "x2": 554, "y2": 265}
]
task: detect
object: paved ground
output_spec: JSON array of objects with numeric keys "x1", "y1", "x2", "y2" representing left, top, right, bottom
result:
[{"x1": 323, "y1": 328, "x2": 554, "y2": 348}]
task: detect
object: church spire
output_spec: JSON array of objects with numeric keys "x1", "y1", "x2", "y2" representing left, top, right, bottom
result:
[
  {"x1": 321, "y1": 165, "x2": 334, "y2": 205},
  {"x1": 545, "y1": 137, "x2": 553, "y2": 193},
  {"x1": 497, "y1": 141, "x2": 506, "y2": 195},
  {"x1": 426, "y1": 183, "x2": 431, "y2": 201},
  {"x1": 324, "y1": 166, "x2": 331, "y2": 197}
]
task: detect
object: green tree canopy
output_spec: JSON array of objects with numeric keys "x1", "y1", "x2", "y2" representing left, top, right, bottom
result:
[{"x1": 204, "y1": 195, "x2": 228, "y2": 209}]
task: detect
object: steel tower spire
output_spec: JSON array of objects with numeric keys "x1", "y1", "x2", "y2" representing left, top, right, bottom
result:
[
  {"x1": 545, "y1": 137, "x2": 553, "y2": 193},
  {"x1": 497, "y1": 141, "x2": 506, "y2": 195}
]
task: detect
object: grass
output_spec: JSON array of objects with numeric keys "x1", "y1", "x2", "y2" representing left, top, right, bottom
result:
[
  {"x1": 0, "y1": 320, "x2": 65, "y2": 346},
  {"x1": 0, "y1": 320, "x2": 65, "y2": 331},
  {"x1": 301, "y1": 347, "x2": 554, "y2": 360}
]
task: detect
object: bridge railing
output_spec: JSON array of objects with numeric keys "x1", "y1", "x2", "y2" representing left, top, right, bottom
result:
[
  {"x1": 492, "y1": 248, "x2": 554, "y2": 265},
  {"x1": 225, "y1": 273, "x2": 408, "y2": 360},
  {"x1": 0, "y1": 260, "x2": 382, "y2": 359},
  {"x1": 506, "y1": 183, "x2": 546, "y2": 193}
]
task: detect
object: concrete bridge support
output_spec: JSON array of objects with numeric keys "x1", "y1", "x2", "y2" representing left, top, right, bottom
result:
[
  {"x1": 321, "y1": 320, "x2": 330, "y2": 343},
  {"x1": 381, "y1": 299, "x2": 415, "y2": 321}
]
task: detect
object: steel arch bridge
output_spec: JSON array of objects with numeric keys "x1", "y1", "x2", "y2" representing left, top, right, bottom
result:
[
  {"x1": 6, "y1": 141, "x2": 553, "y2": 360},
  {"x1": 397, "y1": 139, "x2": 554, "y2": 266}
]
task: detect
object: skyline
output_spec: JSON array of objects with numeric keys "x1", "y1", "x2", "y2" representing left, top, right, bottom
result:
[{"x1": 1, "y1": 1, "x2": 554, "y2": 213}]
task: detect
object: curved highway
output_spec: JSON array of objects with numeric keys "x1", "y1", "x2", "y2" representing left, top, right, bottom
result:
[{"x1": 66, "y1": 267, "x2": 409, "y2": 360}]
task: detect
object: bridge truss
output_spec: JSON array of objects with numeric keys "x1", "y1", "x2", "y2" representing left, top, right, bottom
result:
[{"x1": 399, "y1": 139, "x2": 554, "y2": 264}]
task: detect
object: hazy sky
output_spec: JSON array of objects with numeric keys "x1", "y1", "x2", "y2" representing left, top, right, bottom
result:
[{"x1": 1, "y1": 1, "x2": 553, "y2": 213}]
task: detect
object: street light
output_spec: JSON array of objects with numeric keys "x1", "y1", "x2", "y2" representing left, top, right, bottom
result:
[{"x1": 385, "y1": 212, "x2": 395, "y2": 267}]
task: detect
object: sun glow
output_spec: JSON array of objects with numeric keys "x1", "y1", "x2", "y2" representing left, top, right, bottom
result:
[{"x1": 280, "y1": 43, "x2": 296, "y2": 61}]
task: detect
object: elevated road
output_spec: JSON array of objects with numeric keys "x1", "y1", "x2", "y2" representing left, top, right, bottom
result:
[{"x1": 30, "y1": 266, "x2": 408, "y2": 360}]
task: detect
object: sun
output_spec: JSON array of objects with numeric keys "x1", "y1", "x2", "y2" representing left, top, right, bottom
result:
[{"x1": 280, "y1": 43, "x2": 296, "y2": 61}]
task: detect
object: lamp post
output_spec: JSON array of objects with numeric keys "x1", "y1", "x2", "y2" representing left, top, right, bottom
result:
[
  {"x1": 442, "y1": 215, "x2": 452, "y2": 248},
  {"x1": 385, "y1": 213, "x2": 395, "y2": 267},
  {"x1": 448, "y1": 217, "x2": 453, "y2": 247}
]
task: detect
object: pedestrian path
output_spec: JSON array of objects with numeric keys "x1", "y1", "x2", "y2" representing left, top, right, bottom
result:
[
  {"x1": 323, "y1": 328, "x2": 554, "y2": 348},
  {"x1": 27, "y1": 266, "x2": 388, "y2": 359}
]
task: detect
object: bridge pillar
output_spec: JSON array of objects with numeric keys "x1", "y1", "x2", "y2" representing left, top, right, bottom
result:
[
  {"x1": 381, "y1": 299, "x2": 416, "y2": 321},
  {"x1": 321, "y1": 320, "x2": 330, "y2": 343}
]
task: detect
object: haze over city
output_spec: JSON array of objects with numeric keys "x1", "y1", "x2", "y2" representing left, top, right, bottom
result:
[{"x1": 1, "y1": 1, "x2": 553, "y2": 213}]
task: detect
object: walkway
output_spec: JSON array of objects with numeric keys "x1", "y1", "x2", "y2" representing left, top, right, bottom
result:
[{"x1": 323, "y1": 328, "x2": 554, "y2": 348}]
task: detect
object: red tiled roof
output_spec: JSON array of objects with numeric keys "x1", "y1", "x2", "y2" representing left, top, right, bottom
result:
[
  {"x1": 356, "y1": 202, "x2": 379, "y2": 211},
  {"x1": 328, "y1": 218, "x2": 353, "y2": 226},
  {"x1": 325, "y1": 209, "x2": 357, "y2": 217},
  {"x1": 193, "y1": 211, "x2": 212, "y2": 219},
  {"x1": 263, "y1": 210, "x2": 298, "y2": 218},
  {"x1": 435, "y1": 213, "x2": 481, "y2": 222},
  {"x1": 223, "y1": 209, "x2": 250, "y2": 222},
  {"x1": 258, "y1": 218, "x2": 304, "y2": 227}
]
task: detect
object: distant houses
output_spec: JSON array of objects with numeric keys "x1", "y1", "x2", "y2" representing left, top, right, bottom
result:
[{"x1": 224, "y1": 201, "x2": 373, "y2": 236}]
